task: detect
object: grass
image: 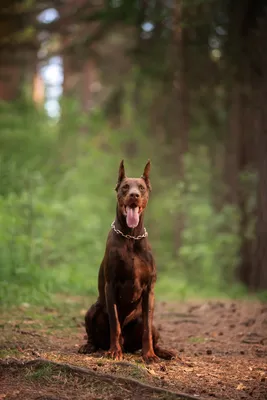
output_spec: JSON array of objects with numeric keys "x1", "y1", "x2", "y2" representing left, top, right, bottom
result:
[
  {"x1": 1, "y1": 278, "x2": 264, "y2": 311},
  {"x1": 0, "y1": 348, "x2": 21, "y2": 359},
  {"x1": 25, "y1": 364, "x2": 54, "y2": 381},
  {"x1": 188, "y1": 337, "x2": 206, "y2": 344}
]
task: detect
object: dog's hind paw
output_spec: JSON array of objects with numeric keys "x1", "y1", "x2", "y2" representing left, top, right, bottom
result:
[
  {"x1": 154, "y1": 346, "x2": 177, "y2": 360},
  {"x1": 78, "y1": 342, "x2": 96, "y2": 354},
  {"x1": 142, "y1": 350, "x2": 160, "y2": 364}
]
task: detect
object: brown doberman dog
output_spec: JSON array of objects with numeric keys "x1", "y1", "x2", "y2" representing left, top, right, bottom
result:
[{"x1": 79, "y1": 160, "x2": 175, "y2": 363}]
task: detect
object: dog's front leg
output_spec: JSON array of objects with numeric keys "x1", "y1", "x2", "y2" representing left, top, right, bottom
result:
[
  {"x1": 105, "y1": 282, "x2": 123, "y2": 360},
  {"x1": 142, "y1": 283, "x2": 159, "y2": 363}
]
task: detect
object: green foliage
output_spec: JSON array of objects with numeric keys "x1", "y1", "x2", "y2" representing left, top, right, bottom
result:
[
  {"x1": 149, "y1": 150, "x2": 241, "y2": 294},
  {"x1": 0, "y1": 100, "x2": 245, "y2": 307}
]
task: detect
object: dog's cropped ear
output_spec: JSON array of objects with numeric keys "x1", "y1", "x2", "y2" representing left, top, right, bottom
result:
[
  {"x1": 115, "y1": 159, "x2": 126, "y2": 191},
  {"x1": 141, "y1": 160, "x2": 152, "y2": 191}
]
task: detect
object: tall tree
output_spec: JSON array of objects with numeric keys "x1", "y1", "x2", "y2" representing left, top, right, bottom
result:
[
  {"x1": 0, "y1": 0, "x2": 38, "y2": 100},
  {"x1": 250, "y1": 15, "x2": 267, "y2": 290},
  {"x1": 170, "y1": 0, "x2": 189, "y2": 255}
]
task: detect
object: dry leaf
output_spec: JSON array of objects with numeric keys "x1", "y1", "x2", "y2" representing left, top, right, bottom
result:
[
  {"x1": 147, "y1": 368, "x2": 157, "y2": 376},
  {"x1": 236, "y1": 383, "x2": 246, "y2": 390}
]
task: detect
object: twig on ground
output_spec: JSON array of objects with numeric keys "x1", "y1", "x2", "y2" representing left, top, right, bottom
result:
[{"x1": 13, "y1": 329, "x2": 42, "y2": 337}]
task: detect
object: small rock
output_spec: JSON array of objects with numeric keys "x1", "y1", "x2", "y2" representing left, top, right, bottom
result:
[
  {"x1": 179, "y1": 348, "x2": 184, "y2": 352},
  {"x1": 240, "y1": 350, "x2": 245, "y2": 355},
  {"x1": 261, "y1": 377, "x2": 265, "y2": 382},
  {"x1": 206, "y1": 349, "x2": 212, "y2": 355}
]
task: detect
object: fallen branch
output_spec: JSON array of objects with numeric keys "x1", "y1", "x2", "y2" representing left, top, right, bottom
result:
[{"x1": 0, "y1": 358, "x2": 205, "y2": 400}]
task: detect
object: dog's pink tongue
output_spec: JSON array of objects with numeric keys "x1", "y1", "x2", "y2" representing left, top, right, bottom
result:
[{"x1": 126, "y1": 206, "x2": 139, "y2": 228}]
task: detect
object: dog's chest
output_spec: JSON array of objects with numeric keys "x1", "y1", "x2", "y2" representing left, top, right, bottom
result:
[
  {"x1": 115, "y1": 245, "x2": 153, "y2": 282},
  {"x1": 113, "y1": 246, "x2": 154, "y2": 303}
]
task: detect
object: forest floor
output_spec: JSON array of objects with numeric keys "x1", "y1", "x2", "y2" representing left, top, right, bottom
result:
[{"x1": 1, "y1": 296, "x2": 267, "y2": 400}]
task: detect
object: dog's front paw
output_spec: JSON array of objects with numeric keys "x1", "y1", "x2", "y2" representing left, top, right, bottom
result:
[
  {"x1": 106, "y1": 345, "x2": 123, "y2": 361},
  {"x1": 142, "y1": 350, "x2": 160, "y2": 364},
  {"x1": 78, "y1": 342, "x2": 96, "y2": 354}
]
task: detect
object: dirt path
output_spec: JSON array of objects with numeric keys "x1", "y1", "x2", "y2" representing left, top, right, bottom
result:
[{"x1": 1, "y1": 298, "x2": 267, "y2": 399}]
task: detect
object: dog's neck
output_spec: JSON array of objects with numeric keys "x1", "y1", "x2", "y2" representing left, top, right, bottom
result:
[{"x1": 115, "y1": 204, "x2": 145, "y2": 236}]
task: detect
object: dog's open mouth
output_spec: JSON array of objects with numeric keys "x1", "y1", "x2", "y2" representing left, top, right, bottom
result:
[{"x1": 124, "y1": 205, "x2": 142, "y2": 228}]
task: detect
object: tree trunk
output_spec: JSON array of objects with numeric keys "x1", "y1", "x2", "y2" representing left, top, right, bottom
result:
[
  {"x1": 171, "y1": 1, "x2": 189, "y2": 255},
  {"x1": 248, "y1": 15, "x2": 267, "y2": 290},
  {"x1": 251, "y1": 84, "x2": 267, "y2": 289},
  {"x1": 0, "y1": 0, "x2": 37, "y2": 101},
  {"x1": 224, "y1": 83, "x2": 241, "y2": 205}
]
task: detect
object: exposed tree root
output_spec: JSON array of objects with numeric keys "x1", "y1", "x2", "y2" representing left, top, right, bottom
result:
[{"x1": 0, "y1": 358, "x2": 205, "y2": 400}]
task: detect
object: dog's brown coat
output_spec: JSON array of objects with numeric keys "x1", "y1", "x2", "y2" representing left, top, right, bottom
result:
[{"x1": 79, "y1": 160, "x2": 175, "y2": 363}]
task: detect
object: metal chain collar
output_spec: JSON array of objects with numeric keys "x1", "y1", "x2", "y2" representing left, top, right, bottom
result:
[{"x1": 111, "y1": 221, "x2": 148, "y2": 240}]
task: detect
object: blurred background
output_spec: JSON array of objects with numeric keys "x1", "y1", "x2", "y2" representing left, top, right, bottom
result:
[{"x1": 0, "y1": 0, "x2": 267, "y2": 306}]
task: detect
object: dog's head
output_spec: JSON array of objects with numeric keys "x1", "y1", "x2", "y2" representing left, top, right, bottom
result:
[{"x1": 115, "y1": 160, "x2": 152, "y2": 229}]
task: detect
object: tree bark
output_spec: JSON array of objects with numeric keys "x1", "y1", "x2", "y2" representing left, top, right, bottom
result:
[
  {"x1": 248, "y1": 15, "x2": 267, "y2": 290},
  {"x1": 251, "y1": 83, "x2": 267, "y2": 289},
  {"x1": 171, "y1": 0, "x2": 189, "y2": 255},
  {"x1": 224, "y1": 83, "x2": 241, "y2": 205}
]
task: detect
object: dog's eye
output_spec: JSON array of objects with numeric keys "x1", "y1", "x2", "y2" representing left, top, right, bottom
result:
[
  {"x1": 139, "y1": 185, "x2": 145, "y2": 191},
  {"x1": 122, "y1": 184, "x2": 129, "y2": 191}
]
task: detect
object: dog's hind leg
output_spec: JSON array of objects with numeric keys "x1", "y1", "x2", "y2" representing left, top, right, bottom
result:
[{"x1": 78, "y1": 300, "x2": 106, "y2": 354}]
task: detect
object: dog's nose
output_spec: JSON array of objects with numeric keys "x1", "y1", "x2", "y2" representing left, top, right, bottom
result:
[{"x1": 130, "y1": 192, "x2": 140, "y2": 199}]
